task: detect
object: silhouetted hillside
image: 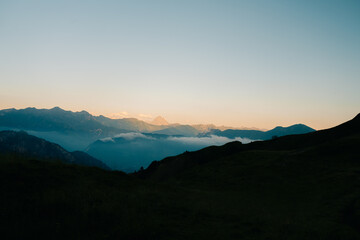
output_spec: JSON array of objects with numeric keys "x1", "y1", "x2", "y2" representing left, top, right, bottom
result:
[
  {"x1": 0, "y1": 130, "x2": 109, "y2": 170},
  {"x1": 139, "y1": 114, "x2": 359, "y2": 179},
  {"x1": 1, "y1": 115, "x2": 360, "y2": 239}
]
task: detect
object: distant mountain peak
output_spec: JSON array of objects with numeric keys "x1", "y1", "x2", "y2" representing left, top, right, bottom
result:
[{"x1": 151, "y1": 116, "x2": 169, "y2": 126}]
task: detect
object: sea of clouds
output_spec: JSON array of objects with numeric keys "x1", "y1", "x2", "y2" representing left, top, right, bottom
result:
[{"x1": 101, "y1": 132, "x2": 255, "y2": 146}]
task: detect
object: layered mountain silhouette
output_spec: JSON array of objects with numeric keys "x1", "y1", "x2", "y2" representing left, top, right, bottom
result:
[
  {"x1": 0, "y1": 107, "x2": 129, "y2": 150},
  {"x1": 152, "y1": 125, "x2": 200, "y2": 136},
  {"x1": 0, "y1": 130, "x2": 109, "y2": 170},
  {"x1": 201, "y1": 123, "x2": 315, "y2": 140},
  {"x1": 139, "y1": 114, "x2": 359, "y2": 179},
  {"x1": 1, "y1": 114, "x2": 359, "y2": 239},
  {"x1": 95, "y1": 115, "x2": 164, "y2": 132},
  {"x1": 0, "y1": 107, "x2": 316, "y2": 152},
  {"x1": 0, "y1": 107, "x2": 121, "y2": 135},
  {"x1": 0, "y1": 107, "x2": 205, "y2": 149}
]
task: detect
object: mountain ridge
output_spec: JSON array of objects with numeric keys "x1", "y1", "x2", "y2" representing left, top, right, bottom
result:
[
  {"x1": 202, "y1": 123, "x2": 315, "y2": 140},
  {"x1": 137, "y1": 113, "x2": 359, "y2": 180},
  {"x1": 1, "y1": 114, "x2": 360, "y2": 239},
  {"x1": 0, "y1": 130, "x2": 110, "y2": 170},
  {"x1": 0, "y1": 107, "x2": 315, "y2": 137},
  {"x1": 0, "y1": 107, "x2": 316, "y2": 152}
]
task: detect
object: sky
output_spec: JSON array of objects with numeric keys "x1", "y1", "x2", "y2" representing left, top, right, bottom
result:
[{"x1": 0, "y1": 0, "x2": 359, "y2": 130}]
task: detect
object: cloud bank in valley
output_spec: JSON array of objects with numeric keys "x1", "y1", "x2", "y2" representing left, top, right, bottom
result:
[
  {"x1": 101, "y1": 132, "x2": 154, "y2": 142},
  {"x1": 168, "y1": 135, "x2": 254, "y2": 146},
  {"x1": 101, "y1": 133, "x2": 255, "y2": 146},
  {"x1": 91, "y1": 133, "x2": 259, "y2": 172},
  {"x1": 114, "y1": 132, "x2": 155, "y2": 140}
]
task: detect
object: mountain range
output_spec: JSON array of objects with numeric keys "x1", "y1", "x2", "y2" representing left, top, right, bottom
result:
[
  {"x1": 0, "y1": 107, "x2": 203, "y2": 149},
  {"x1": 1, "y1": 113, "x2": 359, "y2": 239},
  {"x1": 0, "y1": 107, "x2": 317, "y2": 172},
  {"x1": 139, "y1": 114, "x2": 359, "y2": 180},
  {"x1": 0, "y1": 107, "x2": 315, "y2": 151},
  {"x1": 202, "y1": 124, "x2": 315, "y2": 140}
]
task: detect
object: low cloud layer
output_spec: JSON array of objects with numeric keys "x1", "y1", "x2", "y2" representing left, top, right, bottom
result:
[
  {"x1": 113, "y1": 132, "x2": 154, "y2": 140},
  {"x1": 91, "y1": 133, "x2": 258, "y2": 172},
  {"x1": 101, "y1": 133, "x2": 255, "y2": 146},
  {"x1": 100, "y1": 132, "x2": 154, "y2": 142},
  {"x1": 168, "y1": 135, "x2": 254, "y2": 146},
  {"x1": 100, "y1": 137, "x2": 115, "y2": 143}
]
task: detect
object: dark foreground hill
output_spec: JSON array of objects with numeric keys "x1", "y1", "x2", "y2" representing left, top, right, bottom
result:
[
  {"x1": 85, "y1": 132, "x2": 253, "y2": 172},
  {"x1": 0, "y1": 130, "x2": 109, "y2": 170},
  {"x1": 1, "y1": 114, "x2": 360, "y2": 239},
  {"x1": 139, "y1": 114, "x2": 359, "y2": 179}
]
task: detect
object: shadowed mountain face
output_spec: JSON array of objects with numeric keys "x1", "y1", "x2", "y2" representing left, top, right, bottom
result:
[
  {"x1": 0, "y1": 114, "x2": 359, "y2": 239},
  {"x1": 0, "y1": 107, "x2": 129, "y2": 150},
  {"x1": 0, "y1": 130, "x2": 109, "y2": 170}
]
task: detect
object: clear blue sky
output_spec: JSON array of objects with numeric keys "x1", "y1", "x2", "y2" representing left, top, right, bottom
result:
[{"x1": 0, "y1": 0, "x2": 359, "y2": 129}]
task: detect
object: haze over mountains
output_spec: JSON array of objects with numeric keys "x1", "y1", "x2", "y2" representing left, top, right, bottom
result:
[
  {"x1": 0, "y1": 107, "x2": 314, "y2": 139},
  {"x1": 0, "y1": 107, "x2": 316, "y2": 172},
  {"x1": 202, "y1": 124, "x2": 315, "y2": 140},
  {"x1": 0, "y1": 107, "x2": 198, "y2": 150},
  {"x1": 86, "y1": 133, "x2": 254, "y2": 172},
  {"x1": 140, "y1": 113, "x2": 360, "y2": 180},
  {"x1": 0, "y1": 130, "x2": 109, "y2": 170},
  {"x1": 1, "y1": 113, "x2": 359, "y2": 239}
]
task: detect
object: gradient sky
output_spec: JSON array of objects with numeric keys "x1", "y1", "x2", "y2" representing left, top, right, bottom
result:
[{"x1": 0, "y1": 0, "x2": 359, "y2": 130}]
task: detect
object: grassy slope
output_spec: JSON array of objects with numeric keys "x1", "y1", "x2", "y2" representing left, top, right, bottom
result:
[{"x1": 1, "y1": 116, "x2": 360, "y2": 239}]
